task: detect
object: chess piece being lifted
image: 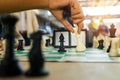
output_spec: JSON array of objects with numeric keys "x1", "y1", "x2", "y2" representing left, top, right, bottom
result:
[
  {"x1": 73, "y1": 27, "x2": 86, "y2": 52},
  {"x1": 109, "y1": 24, "x2": 116, "y2": 38},
  {"x1": 25, "y1": 30, "x2": 49, "y2": 77},
  {"x1": 0, "y1": 14, "x2": 23, "y2": 77}
]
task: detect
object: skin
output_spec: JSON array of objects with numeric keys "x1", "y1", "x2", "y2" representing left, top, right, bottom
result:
[{"x1": 0, "y1": 0, "x2": 84, "y2": 34}]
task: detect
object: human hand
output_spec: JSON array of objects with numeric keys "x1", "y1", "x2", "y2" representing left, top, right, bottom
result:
[{"x1": 49, "y1": 0, "x2": 84, "y2": 34}]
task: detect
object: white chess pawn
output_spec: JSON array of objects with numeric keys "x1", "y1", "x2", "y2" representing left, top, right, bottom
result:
[
  {"x1": 41, "y1": 39, "x2": 46, "y2": 49},
  {"x1": 109, "y1": 37, "x2": 120, "y2": 57},
  {"x1": 41, "y1": 35, "x2": 50, "y2": 49},
  {"x1": 93, "y1": 36, "x2": 98, "y2": 48}
]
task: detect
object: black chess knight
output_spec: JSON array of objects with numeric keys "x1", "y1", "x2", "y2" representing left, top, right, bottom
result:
[
  {"x1": 58, "y1": 33, "x2": 66, "y2": 52},
  {"x1": 25, "y1": 30, "x2": 49, "y2": 77},
  {"x1": 0, "y1": 14, "x2": 23, "y2": 77}
]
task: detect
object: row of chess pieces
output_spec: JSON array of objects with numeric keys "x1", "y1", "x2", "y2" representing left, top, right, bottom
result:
[{"x1": 93, "y1": 24, "x2": 120, "y2": 57}]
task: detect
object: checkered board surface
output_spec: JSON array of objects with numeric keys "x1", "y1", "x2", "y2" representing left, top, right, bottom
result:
[{"x1": 1, "y1": 47, "x2": 120, "y2": 62}]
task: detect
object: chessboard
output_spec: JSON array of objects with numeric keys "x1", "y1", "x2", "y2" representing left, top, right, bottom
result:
[{"x1": 1, "y1": 47, "x2": 120, "y2": 62}]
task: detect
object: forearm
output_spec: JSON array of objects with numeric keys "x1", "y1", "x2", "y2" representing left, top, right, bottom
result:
[{"x1": 0, "y1": 0, "x2": 49, "y2": 14}]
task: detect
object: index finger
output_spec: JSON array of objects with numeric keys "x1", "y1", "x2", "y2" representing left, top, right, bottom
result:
[
  {"x1": 77, "y1": 22, "x2": 83, "y2": 34},
  {"x1": 61, "y1": 19, "x2": 75, "y2": 33}
]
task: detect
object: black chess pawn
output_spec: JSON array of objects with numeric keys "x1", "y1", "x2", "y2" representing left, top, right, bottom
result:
[
  {"x1": 17, "y1": 40, "x2": 24, "y2": 51},
  {"x1": 98, "y1": 39, "x2": 104, "y2": 49},
  {"x1": 58, "y1": 33, "x2": 66, "y2": 52},
  {"x1": 45, "y1": 39, "x2": 51, "y2": 47},
  {"x1": 0, "y1": 14, "x2": 23, "y2": 77},
  {"x1": 25, "y1": 31, "x2": 49, "y2": 77}
]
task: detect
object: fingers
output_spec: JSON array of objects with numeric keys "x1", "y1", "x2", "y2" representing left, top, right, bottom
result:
[
  {"x1": 77, "y1": 22, "x2": 83, "y2": 34},
  {"x1": 71, "y1": 13, "x2": 84, "y2": 20},
  {"x1": 69, "y1": 0, "x2": 84, "y2": 34},
  {"x1": 50, "y1": 10, "x2": 74, "y2": 33},
  {"x1": 60, "y1": 19, "x2": 74, "y2": 33},
  {"x1": 71, "y1": 12, "x2": 84, "y2": 34}
]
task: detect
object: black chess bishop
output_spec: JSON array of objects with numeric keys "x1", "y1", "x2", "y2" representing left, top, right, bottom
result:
[{"x1": 58, "y1": 33, "x2": 66, "y2": 52}]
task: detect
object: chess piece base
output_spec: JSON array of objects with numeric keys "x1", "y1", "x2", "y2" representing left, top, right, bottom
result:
[
  {"x1": 76, "y1": 46, "x2": 86, "y2": 52},
  {"x1": 58, "y1": 50, "x2": 66, "y2": 52},
  {"x1": 0, "y1": 59, "x2": 23, "y2": 77},
  {"x1": 109, "y1": 36, "x2": 116, "y2": 38},
  {"x1": 17, "y1": 48, "x2": 24, "y2": 51},
  {"x1": 108, "y1": 49, "x2": 120, "y2": 57},
  {"x1": 25, "y1": 67, "x2": 49, "y2": 77}
]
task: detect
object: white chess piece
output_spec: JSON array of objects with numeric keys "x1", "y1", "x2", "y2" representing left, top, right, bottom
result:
[
  {"x1": 97, "y1": 33, "x2": 105, "y2": 42},
  {"x1": 75, "y1": 34, "x2": 86, "y2": 51},
  {"x1": 109, "y1": 37, "x2": 120, "y2": 57},
  {"x1": 74, "y1": 26, "x2": 86, "y2": 52},
  {"x1": 41, "y1": 39, "x2": 46, "y2": 49},
  {"x1": 93, "y1": 36, "x2": 98, "y2": 48},
  {"x1": 117, "y1": 35, "x2": 120, "y2": 48},
  {"x1": 41, "y1": 35, "x2": 49, "y2": 49}
]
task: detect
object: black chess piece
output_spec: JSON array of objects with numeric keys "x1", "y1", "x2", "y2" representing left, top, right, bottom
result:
[
  {"x1": 0, "y1": 14, "x2": 23, "y2": 77},
  {"x1": 98, "y1": 39, "x2": 104, "y2": 49},
  {"x1": 58, "y1": 33, "x2": 66, "y2": 52},
  {"x1": 17, "y1": 40, "x2": 24, "y2": 51},
  {"x1": 25, "y1": 31, "x2": 49, "y2": 77},
  {"x1": 107, "y1": 41, "x2": 112, "y2": 53},
  {"x1": 45, "y1": 39, "x2": 50, "y2": 47},
  {"x1": 0, "y1": 21, "x2": 2, "y2": 39},
  {"x1": 109, "y1": 24, "x2": 116, "y2": 38},
  {"x1": 63, "y1": 6, "x2": 74, "y2": 27}
]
